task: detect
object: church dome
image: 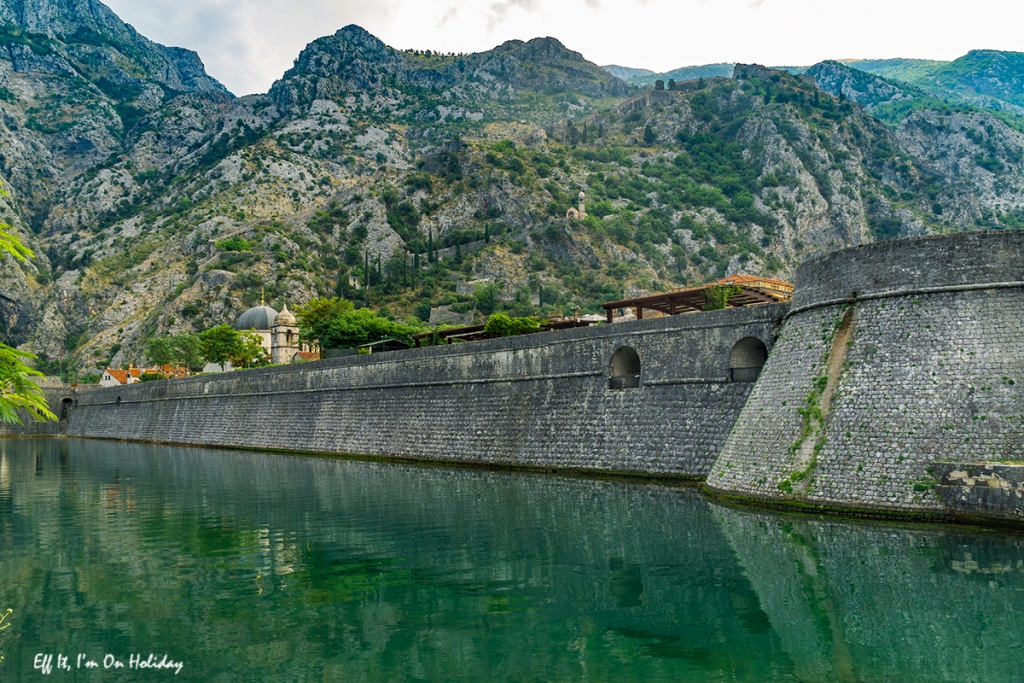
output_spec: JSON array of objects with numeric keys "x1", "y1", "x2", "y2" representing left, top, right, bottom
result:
[
  {"x1": 235, "y1": 305, "x2": 278, "y2": 331},
  {"x1": 274, "y1": 304, "x2": 296, "y2": 326}
]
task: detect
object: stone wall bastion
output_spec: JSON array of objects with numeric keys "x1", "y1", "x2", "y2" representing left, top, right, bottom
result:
[
  {"x1": 706, "y1": 230, "x2": 1024, "y2": 522},
  {"x1": 58, "y1": 305, "x2": 785, "y2": 479}
]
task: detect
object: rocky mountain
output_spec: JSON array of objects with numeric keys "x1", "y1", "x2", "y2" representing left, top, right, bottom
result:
[
  {"x1": 910, "y1": 50, "x2": 1024, "y2": 114},
  {"x1": 606, "y1": 63, "x2": 735, "y2": 87},
  {"x1": 614, "y1": 53, "x2": 1024, "y2": 118},
  {"x1": 2, "y1": 1, "x2": 1024, "y2": 378},
  {"x1": 602, "y1": 65, "x2": 655, "y2": 82},
  {"x1": 844, "y1": 58, "x2": 949, "y2": 85}
]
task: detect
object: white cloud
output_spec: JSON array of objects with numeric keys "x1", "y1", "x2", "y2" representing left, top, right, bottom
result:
[
  {"x1": 487, "y1": 0, "x2": 541, "y2": 31},
  {"x1": 437, "y1": 7, "x2": 459, "y2": 27},
  {"x1": 102, "y1": 0, "x2": 1024, "y2": 96}
]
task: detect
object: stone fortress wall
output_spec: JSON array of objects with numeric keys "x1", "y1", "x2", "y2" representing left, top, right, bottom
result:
[
  {"x1": 9, "y1": 229, "x2": 1024, "y2": 525},
  {"x1": 64, "y1": 305, "x2": 785, "y2": 479},
  {"x1": 707, "y1": 230, "x2": 1024, "y2": 519}
]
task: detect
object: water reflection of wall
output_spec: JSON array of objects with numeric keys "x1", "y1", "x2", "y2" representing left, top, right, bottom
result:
[
  {"x1": 0, "y1": 439, "x2": 796, "y2": 682},
  {"x1": 715, "y1": 502, "x2": 1024, "y2": 683}
]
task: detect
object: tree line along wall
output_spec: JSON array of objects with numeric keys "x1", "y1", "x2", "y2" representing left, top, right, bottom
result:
[
  {"x1": 707, "y1": 230, "x2": 1024, "y2": 517},
  {"x1": 65, "y1": 305, "x2": 786, "y2": 478}
]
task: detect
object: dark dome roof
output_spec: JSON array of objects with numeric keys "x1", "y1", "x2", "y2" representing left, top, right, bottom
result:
[{"x1": 235, "y1": 305, "x2": 278, "y2": 331}]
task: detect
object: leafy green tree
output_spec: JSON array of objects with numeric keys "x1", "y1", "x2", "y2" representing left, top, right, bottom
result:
[
  {"x1": 0, "y1": 183, "x2": 55, "y2": 425},
  {"x1": 0, "y1": 345, "x2": 56, "y2": 424},
  {"x1": 483, "y1": 313, "x2": 541, "y2": 337},
  {"x1": 318, "y1": 309, "x2": 421, "y2": 349},
  {"x1": 296, "y1": 297, "x2": 422, "y2": 349},
  {"x1": 146, "y1": 333, "x2": 205, "y2": 371},
  {"x1": 199, "y1": 325, "x2": 241, "y2": 371},
  {"x1": 0, "y1": 183, "x2": 31, "y2": 264},
  {"x1": 474, "y1": 282, "x2": 501, "y2": 316},
  {"x1": 216, "y1": 236, "x2": 250, "y2": 252},
  {"x1": 234, "y1": 331, "x2": 269, "y2": 368},
  {"x1": 145, "y1": 336, "x2": 176, "y2": 366},
  {"x1": 703, "y1": 285, "x2": 743, "y2": 311},
  {"x1": 643, "y1": 125, "x2": 656, "y2": 144},
  {"x1": 296, "y1": 297, "x2": 354, "y2": 348},
  {"x1": 173, "y1": 333, "x2": 205, "y2": 371},
  {"x1": 654, "y1": 79, "x2": 665, "y2": 91}
]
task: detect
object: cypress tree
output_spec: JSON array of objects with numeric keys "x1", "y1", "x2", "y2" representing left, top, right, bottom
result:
[{"x1": 335, "y1": 265, "x2": 348, "y2": 298}]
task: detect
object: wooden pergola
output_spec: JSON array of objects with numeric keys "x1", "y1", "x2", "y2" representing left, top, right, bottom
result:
[
  {"x1": 412, "y1": 318, "x2": 596, "y2": 347},
  {"x1": 601, "y1": 274, "x2": 794, "y2": 322}
]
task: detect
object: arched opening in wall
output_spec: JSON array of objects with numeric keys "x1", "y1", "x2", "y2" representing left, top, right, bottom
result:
[
  {"x1": 60, "y1": 398, "x2": 73, "y2": 421},
  {"x1": 609, "y1": 347, "x2": 641, "y2": 390},
  {"x1": 729, "y1": 337, "x2": 768, "y2": 383},
  {"x1": 115, "y1": 396, "x2": 122, "y2": 406}
]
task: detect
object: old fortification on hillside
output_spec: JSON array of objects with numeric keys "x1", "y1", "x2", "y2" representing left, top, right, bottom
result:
[{"x1": 6, "y1": 230, "x2": 1024, "y2": 526}]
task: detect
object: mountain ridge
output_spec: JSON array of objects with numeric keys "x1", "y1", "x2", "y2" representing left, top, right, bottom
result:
[{"x1": 2, "y1": 2, "x2": 1024, "y2": 377}]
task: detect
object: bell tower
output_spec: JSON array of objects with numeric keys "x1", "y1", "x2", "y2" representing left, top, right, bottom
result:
[{"x1": 271, "y1": 304, "x2": 299, "y2": 364}]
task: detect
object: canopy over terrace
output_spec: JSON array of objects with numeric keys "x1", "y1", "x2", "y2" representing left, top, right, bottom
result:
[
  {"x1": 412, "y1": 318, "x2": 595, "y2": 347},
  {"x1": 601, "y1": 275, "x2": 794, "y2": 323}
]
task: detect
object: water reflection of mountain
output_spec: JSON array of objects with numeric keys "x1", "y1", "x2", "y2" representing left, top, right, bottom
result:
[
  {"x1": 715, "y1": 503, "x2": 1024, "y2": 683},
  {"x1": 2, "y1": 440, "x2": 1024, "y2": 682}
]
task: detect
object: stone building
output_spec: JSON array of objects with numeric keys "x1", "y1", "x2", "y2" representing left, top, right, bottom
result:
[
  {"x1": 234, "y1": 300, "x2": 301, "y2": 364},
  {"x1": 566, "y1": 191, "x2": 587, "y2": 220}
]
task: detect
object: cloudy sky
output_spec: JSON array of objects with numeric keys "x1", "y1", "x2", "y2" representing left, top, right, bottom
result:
[{"x1": 104, "y1": 0, "x2": 1024, "y2": 96}]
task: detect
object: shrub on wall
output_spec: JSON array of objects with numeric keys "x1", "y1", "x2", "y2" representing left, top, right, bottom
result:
[{"x1": 484, "y1": 314, "x2": 541, "y2": 337}]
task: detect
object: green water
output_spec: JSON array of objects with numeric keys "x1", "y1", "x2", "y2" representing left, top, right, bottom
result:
[{"x1": 1, "y1": 440, "x2": 1023, "y2": 682}]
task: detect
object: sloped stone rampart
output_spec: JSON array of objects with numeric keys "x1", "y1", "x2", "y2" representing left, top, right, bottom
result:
[
  {"x1": 708, "y1": 230, "x2": 1024, "y2": 516},
  {"x1": 63, "y1": 306, "x2": 785, "y2": 478}
]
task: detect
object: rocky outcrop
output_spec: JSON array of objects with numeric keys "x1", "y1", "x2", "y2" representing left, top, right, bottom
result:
[{"x1": 806, "y1": 61, "x2": 914, "y2": 108}]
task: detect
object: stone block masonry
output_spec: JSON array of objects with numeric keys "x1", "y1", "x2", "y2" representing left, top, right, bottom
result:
[
  {"x1": 66, "y1": 306, "x2": 785, "y2": 478},
  {"x1": 708, "y1": 230, "x2": 1024, "y2": 519}
]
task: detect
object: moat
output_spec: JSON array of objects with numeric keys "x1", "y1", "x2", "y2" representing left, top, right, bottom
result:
[{"x1": 2, "y1": 439, "x2": 1024, "y2": 682}]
